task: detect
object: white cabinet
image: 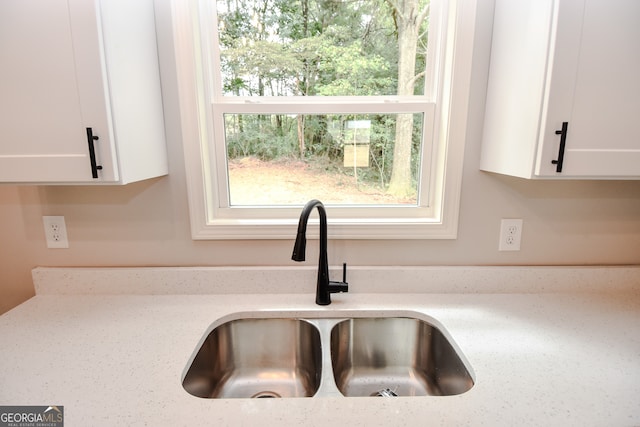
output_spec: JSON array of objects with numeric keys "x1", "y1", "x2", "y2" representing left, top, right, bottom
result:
[
  {"x1": 480, "y1": 0, "x2": 640, "y2": 179},
  {"x1": 0, "y1": 0, "x2": 167, "y2": 184}
]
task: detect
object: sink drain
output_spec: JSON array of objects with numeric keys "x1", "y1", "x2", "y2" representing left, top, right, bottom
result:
[
  {"x1": 371, "y1": 388, "x2": 398, "y2": 397},
  {"x1": 251, "y1": 391, "x2": 282, "y2": 398}
]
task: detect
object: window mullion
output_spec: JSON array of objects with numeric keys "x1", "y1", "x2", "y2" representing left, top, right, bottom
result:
[{"x1": 213, "y1": 99, "x2": 434, "y2": 115}]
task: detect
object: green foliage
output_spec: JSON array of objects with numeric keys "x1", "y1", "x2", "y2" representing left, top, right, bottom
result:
[
  {"x1": 226, "y1": 115, "x2": 298, "y2": 160},
  {"x1": 217, "y1": 0, "x2": 430, "y2": 191},
  {"x1": 315, "y1": 40, "x2": 393, "y2": 96}
]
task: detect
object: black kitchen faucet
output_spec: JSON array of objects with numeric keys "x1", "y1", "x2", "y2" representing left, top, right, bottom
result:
[{"x1": 291, "y1": 199, "x2": 348, "y2": 305}]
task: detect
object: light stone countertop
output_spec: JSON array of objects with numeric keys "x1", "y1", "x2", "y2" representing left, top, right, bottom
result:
[{"x1": 0, "y1": 266, "x2": 639, "y2": 426}]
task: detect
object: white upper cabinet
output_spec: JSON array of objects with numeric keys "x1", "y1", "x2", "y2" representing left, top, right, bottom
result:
[
  {"x1": 0, "y1": 0, "x2": 167, "y2": 184},
  {"x1": 480, "y1": 0, "x2": 640, "y2": 179}
]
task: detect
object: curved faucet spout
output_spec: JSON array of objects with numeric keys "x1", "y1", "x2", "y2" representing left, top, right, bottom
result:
[
  {"x1": 291, "y1": 199, "x2": 326, "y2": 263},
  {"x1": 291, "y1": 199, "x2": 348, "y2": 305}
]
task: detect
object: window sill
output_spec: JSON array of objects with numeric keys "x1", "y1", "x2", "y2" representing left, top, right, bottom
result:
[{"x1": 190, "y1": 216, "x2": 459, "y2": 240}]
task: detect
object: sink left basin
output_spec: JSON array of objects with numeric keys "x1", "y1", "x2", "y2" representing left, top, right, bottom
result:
[{"x1": 182, "y1": 318, "x2": 322, "y2": 399}]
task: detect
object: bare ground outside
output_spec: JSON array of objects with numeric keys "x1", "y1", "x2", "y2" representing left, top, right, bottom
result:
[{"x1": 228, "y1": 157, "x2": 416, "y2": 206}]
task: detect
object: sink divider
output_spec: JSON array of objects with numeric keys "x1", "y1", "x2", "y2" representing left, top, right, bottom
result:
[{"x1": 304, "y1": 318, "x2": 345, "y2": 397}]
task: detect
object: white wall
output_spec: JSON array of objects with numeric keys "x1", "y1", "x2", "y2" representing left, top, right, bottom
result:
[{"x1": 1, "y1": 0, "x2": 639, "y2": 314}]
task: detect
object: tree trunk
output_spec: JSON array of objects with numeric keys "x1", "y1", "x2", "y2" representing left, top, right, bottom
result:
[
  {"x1": 296, "y1": 0, "x2": 310, "y2": 158},
  {"x1": 387, "y1": 0, "x2": 427, "y2": 197},
  {"x1": 298, "y1": 115, "x2": 305, "y2": 157}
]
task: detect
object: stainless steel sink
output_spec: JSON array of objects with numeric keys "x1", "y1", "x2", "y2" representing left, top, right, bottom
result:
[
  {"x1": 182, "y1": 313, "x2": 474, "y2": 399},
  {"x1": 330, "y1": 317, "x2": 474, "y2": 397},
  {"x1": 182, "y1": 318, "x2": 322, "y2": 398}
]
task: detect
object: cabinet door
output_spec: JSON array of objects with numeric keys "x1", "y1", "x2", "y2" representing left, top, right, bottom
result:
[
  {"x1": 537, "y1": 0, "x2": 640, "y2": 177},
  {"x1": 0, "y1": 0, "x2": 116, "y2": 182}
]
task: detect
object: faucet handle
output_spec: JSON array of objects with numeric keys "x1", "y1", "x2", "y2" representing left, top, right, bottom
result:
[{"x1": 328, "y1": 263, "x2": 349, "y2": 294}]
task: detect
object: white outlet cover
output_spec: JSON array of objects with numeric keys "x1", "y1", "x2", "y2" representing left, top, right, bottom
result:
[
  {"x1": 499, "y1": 219, "x2": 523, "y2": 251},
  {"x1": 43, "y1": 216, "x2": 69, "y2": 249}
]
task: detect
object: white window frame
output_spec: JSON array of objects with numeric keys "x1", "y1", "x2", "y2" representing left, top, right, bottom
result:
[{"x1": 172, "y1": 0, "x2": 477, "y2": 239}]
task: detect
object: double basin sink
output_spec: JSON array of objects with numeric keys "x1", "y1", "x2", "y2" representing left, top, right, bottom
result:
[{"x1": 182, "y1": 312, "x2": 474, "y2": 399}]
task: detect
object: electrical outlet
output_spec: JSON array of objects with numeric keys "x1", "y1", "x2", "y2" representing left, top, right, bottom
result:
[
  {"x1": 43, "y1": 216, "x2": 69, "y2": 249},
  {"x1": 499, "y1": 219, "x2": 523, "y2": 251}
]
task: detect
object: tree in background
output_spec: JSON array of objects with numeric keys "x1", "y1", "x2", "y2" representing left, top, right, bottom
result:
[{"x1": 386, "y1": 0, "x2": 430, "y2": 197}]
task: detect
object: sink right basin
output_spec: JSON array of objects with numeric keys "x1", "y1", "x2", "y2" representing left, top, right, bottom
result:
[{"x1": 330, "y1": 317, "x2": 474, "y2": 397}]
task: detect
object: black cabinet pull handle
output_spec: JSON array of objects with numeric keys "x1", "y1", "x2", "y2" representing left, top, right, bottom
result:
[
  {"x1": 86, "y1": 127, "x2": 103, "y2": 179},
  {"x1": 551, "y1": 121, "x2": 568, "y2": 173}
]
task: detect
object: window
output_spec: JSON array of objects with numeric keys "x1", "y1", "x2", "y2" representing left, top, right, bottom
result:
[{"x1": 173, "y1": 0, "x2": 477, "y2": 239}]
